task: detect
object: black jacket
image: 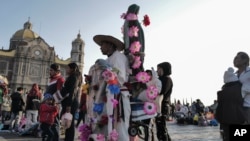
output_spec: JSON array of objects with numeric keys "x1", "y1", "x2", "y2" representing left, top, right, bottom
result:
[
  {"x1": 215, "y1": 81, "x2": 245, "y2": 124},
  {"x1": 61, "y1": 73, "x2": 81, "y2": 107},
  {"x1": 11, "y1": 92, "x2": 25, "y2": 113}
]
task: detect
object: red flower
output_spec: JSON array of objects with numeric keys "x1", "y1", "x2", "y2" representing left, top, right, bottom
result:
[
  {"x1": 143, "y1": 14, "x2": 150, "y2": 26},
  {"x1": 98, "y1": 115, "x2": 108, "y2": 128},
  {"x1": 108, "y1": 79, "x2": 118, "y2": 85}
]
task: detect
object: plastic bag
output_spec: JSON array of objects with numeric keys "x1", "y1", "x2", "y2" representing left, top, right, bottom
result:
[{"x1": 61, "y1": 112, "x2": 73, "y2": 129}]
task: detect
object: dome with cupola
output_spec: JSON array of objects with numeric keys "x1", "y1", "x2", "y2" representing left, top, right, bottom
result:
[{"x1": 11, "y1": 19, "x2": 39, "y2": 41}]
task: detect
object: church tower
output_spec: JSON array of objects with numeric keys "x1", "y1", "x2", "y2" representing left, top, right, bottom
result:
[{"x1": 71, "y1": 32, "x2": 85, "y2": 72}]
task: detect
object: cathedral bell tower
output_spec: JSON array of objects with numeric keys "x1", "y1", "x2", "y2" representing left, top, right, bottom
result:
[{"x1": 71, "y1": 32, "x2": 85, "y2": 72}]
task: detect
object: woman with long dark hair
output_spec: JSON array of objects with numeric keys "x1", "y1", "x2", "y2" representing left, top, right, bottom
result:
[
  {"x1": 25, "y1": 83, "x2": 41, "y2": 125},
  {"x1": 60, "y1": 62, "x2": 82, "y2": 141}
]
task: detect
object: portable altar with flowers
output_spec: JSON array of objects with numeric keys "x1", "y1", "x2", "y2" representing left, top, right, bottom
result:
[
  {"x1": 79, "y1": 3, "x2": 156, "y2": 141},
  {"x1": 121, "y1": 3, "x2": 157, "y2": 120},
  {"x1": 121, "y1": 3, "x2": 160, "y2": 140}
]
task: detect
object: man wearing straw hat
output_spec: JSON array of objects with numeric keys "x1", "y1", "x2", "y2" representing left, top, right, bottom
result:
[{"x1": 93, "y1": 35, "x2": 131, "y2": 141}]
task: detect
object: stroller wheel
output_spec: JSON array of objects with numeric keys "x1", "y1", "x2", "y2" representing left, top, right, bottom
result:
[{"x1": 128, "y1": 125, "x2": 138, "y2": 137}]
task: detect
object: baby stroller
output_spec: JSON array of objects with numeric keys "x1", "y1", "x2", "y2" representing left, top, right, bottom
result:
[{"x1": 128, "y1": 101, "x2": 157, "y2": 140}]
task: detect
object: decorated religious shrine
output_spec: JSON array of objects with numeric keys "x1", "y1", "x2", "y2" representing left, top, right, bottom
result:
[{"x1": 78, "y1": 4, "x2": 160, "y2": 141}]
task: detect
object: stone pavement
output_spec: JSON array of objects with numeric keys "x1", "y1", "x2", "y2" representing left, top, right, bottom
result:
[
  {"x1": 0, "y1": 121, "x2": 222, "y2": 141},
  {"x1": 166, "y1": 120, "x2": 222, "y2": 141}
]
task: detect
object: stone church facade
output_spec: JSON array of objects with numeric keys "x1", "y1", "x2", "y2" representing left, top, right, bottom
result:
[{"x1": 0, "y1": 20, "x2": 85, "y2": 94}]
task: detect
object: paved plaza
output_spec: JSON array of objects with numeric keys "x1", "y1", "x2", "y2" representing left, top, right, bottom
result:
[
  {"x1": 167, "y1": 121, "x2": 221, "y2": 141},
  {"x1": 0, "y1": 120, "x2": 222, "y2": 141}
]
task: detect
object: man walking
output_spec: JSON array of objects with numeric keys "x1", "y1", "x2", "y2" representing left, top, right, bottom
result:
[{"x1": 10, "y1": 87, "x2": 25, "y2": 131}]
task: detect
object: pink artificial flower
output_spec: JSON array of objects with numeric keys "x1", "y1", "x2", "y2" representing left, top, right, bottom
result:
[
  {"x1": 111, "y1": 98, "x2": 119, "y2": 108},
  {"x1": 132, "y1": 56, "x2": 141, "y2": 69},
  {"x1": 78, "y1": 124, "x2": 92, "y2": 141},
  {"x1": 135, "y1": 71, "x2": 150, "y2": 83},
  {"x1": 90, "y1": 117, "x2": 98, "y2": 124},
  {"x1": 120, "y1": 13, "x2": 126, "y2": 19},
  {"x1": 109, "y1": 129, "x2": 119, "y2": 141},
  {"x1": 143, "y1": 102, "x2": 157, "y2": 115},
  {"x1": 109, "y1": 115, "x2": 115, "y2": 123},
  {"x1": 129, "y1": 41, "x2": 141, "y2": 54},
  {"x1": 102, "y1": 69, "x2": 116, "y2": 81},
  {"x1": 128, "y1": 26, "x2": 139, "y2": 37},
  {"x1": 126, "y1": 13, "x2": 138, "y2": 20},
  {"x1": 96, "y1": 134, "x2": 105, "y2": 141},
  {"x1": 146, "y1": 85, "x2": 159, "y2": 100}
]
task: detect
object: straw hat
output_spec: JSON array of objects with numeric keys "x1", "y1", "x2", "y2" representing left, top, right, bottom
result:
[{"x1": 93, "y1": 35, "x2": 124, "y2": 51}]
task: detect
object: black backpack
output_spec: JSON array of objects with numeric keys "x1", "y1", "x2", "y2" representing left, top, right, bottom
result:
[{"x1": 215, "y1": 81, "x2": 245, "y2": 124}]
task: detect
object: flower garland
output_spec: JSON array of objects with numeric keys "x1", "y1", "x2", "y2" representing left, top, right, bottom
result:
[
  {"x1": 129, "y1": 41, "x2": 141, "y2": 54},
  {"x1": 102, "y1": 69, "x2": 120, "y2": 95},
  {"x1": 109, "y1": 129, "x2": 119, "y2": 141},
  {"x1": 96, "y1": 134, "x2": 105, "y2": 141},
  {"x1": 132, "y1": 56, "x2": 142, "y2": 69},
  {"x1": 135, "y1": 71, "x2": 150, "y2": 83},
  {"x1": 111, "y1": 98, "x2": 118, "y2": 108},
  {"x1": 143, "y1": 102, "x2": 157, "y2": 115},
  {"x1": 93, "y1": 103, "x2": 104, "y2": 114},
  {"x1": 121, "y1": 6, "x2": 150, "y2": 73},
  {"x1": 78, "y1": 124, "x2": 92, "y2": 141},
  {"x1": 146, "y1": 85, "x2": 158, "y2": 100},
  {"x1": 121, "y1": 4, "x2": 158, "y2": 117},
  {"x1": 128, "y1": 26, "x2": 139, "y2": 37},
  {"x1": 97, "y1": 115, "x2": 109, "y2": 128}
]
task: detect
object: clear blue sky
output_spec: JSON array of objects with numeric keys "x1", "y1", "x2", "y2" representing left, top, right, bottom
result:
[{"x1": 1, "y1": 0, "x2": 250, "y2": 106}]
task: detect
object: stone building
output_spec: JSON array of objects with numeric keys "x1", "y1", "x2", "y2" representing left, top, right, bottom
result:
[{"x1": 0, "y1": 20, "x2": 85, "y2": 94}]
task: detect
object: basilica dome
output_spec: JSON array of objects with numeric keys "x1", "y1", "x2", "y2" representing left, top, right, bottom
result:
[{"x1": 11, "y1": 20, "x2": 39, "y2": 41}]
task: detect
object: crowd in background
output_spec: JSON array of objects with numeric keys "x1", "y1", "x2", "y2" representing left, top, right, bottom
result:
[
  {"x1": 171, "y1": 99, "x2": 218, "y2": 126},
  {"x1": 0, "y1": 78, "x2": 219, "y2": 140},
  {"x1": 0, "y1": 62, "x2": 82, "y2": 141}
]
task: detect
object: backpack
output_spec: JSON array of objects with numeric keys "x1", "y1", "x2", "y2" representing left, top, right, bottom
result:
[{"x1": 215, "y1": 81, "x2": 245, "y2": 124}]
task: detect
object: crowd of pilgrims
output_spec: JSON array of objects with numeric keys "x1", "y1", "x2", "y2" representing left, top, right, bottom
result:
[
  {"x1": 171, "y1": 99, "x2": 219, "y2": 126},
  {"x1": 0, "y1": 3, "x2": 220, "y2": 140},
  {"x1": 0, "y1": 82, "x2": 219, "y2": 133}
]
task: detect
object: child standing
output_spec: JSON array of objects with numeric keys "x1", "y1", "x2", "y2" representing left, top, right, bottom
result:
[
  {"x1": 39, "y1": 94, "x2": 59, "y2": 141},
  {"x1": 1, "y1": 94, "x2": 11, "y2": 124}
]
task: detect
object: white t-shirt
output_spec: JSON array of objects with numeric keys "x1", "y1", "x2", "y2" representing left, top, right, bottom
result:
[{"x1": 239, "y1": 67, "x2": 250, "y2": 107}]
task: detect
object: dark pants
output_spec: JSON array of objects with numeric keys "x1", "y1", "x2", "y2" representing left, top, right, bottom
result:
[
  {"x1": 40, "y1": 123, "x2": 54, "y2": 141},
  {"x1": 221, "y1": 124, "x2": 229, "y2": 141},
  {"x1": 1, "y1": 111, "x2": 11, "y2": 123},
  {"x1": 76, "y1": 110, "x2": 85, "y2": 127},
  {"x1": 161, "y1": 97, "x2": 170, "y2": 117},
  {"x1": 51, "y1": 122, "x2": 59, "y2": 141},
  {"x1": 155, "y1": 115, "x2": 171, "y2": 141},
  {"x1": 61, "y1": 98, "x2": 78, "y2": 141}
]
